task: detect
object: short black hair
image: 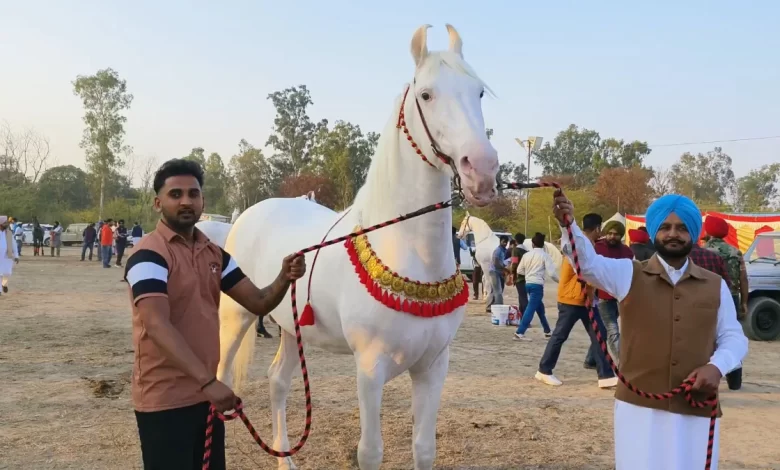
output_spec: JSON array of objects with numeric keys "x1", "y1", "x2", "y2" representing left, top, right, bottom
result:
[
  {"x1": 514, "y1": 232, "x2": 526, "y2": 244},
  {"x1": 532, "y1": 232, "x2": 545, "y2": 248},
  {"x1": 105, "y1": 218, "x2": 113, "y2": 223},
  {"x1": 153, "y1": 158, "x2": 204, "y2": 194},
  {"x1": 498, "y1": 235, "x2": 509, "y2": 244},
  {"x1": 582, "y1": 213, "x2": 603, "y2": 231},
  {"x1": 119, "y1": 219, "x2": 125, "y2": 224}
]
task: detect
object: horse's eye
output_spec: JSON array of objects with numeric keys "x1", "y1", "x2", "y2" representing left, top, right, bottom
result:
[
  {"x1": 480, "y1": 90, "x2": 485, "y2": 99},
  {"x1": 421, "y1": 92, "x2": 431, "y2": 101}
]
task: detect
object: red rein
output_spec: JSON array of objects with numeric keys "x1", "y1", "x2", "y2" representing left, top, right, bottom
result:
[{"x1": 202, "y1": 182, "x2": 718, "y2": 470}]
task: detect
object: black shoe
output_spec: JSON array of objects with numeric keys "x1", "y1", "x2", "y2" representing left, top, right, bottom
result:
[
  {"x1": 2, "y1": 286, "x2": 7, "y2": 293},
  {"x1": 256, "y1": 331, "x2": 272, "y2": 339},
  {"x1": 726, "y1": 367, "x2": 743, "y2": 390},
  {"x1": 583, "y1": 362, "x2": 597, "y2": 370}
]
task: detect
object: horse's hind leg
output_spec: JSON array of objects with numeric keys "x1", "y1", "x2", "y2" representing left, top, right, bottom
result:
[
  {"x1": 409, "y1": 346, "x2": 450, "y2": 470},
  {"x1": 268, "y1": 329, "x2": 300, "y2": 470}
]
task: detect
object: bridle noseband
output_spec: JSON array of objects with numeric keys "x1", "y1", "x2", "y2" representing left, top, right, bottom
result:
[{"x1": 397, "y1": 84, "x2": 464, "y2": 198}]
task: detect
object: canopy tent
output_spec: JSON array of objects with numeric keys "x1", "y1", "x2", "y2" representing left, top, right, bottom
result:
[
  {"x1": 601, "y1": 212, "x2": 626, "y2": 230},
  {"x1": 626, "y1": 211, "x2": 780, "y2": 253}
]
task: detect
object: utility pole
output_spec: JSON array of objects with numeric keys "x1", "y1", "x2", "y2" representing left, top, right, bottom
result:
[{"x1": 515, "y1": 136, "x2": 544, "y2": 235}]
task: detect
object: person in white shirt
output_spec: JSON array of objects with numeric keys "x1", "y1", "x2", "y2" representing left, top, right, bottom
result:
[
  {"x1": 0, "y1": 216, "x2": 20, "y2": 295},
  {"x1": 513, "y1": 232, "x2": 560, "y2": 340},
  {"x1": 13, "y1": 222, "x2": 24, "y2": 257},
  {"x1": 552, "y1": 191, "x2": 748, "y2": 470}
]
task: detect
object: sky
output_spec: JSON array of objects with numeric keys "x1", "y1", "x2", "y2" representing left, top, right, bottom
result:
[{"x1": 2, "y1": 1, "x2": 779, "y2": 184}]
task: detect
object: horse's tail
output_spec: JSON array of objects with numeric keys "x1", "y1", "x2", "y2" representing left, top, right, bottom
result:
[{"x1": 231, "y1": 312, "x2": 256, "y2": 394}]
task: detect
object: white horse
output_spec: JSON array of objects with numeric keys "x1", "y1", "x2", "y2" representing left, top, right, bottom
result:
[{"x1": 213, "y1": 25, "x2": 498, "y2": 470}]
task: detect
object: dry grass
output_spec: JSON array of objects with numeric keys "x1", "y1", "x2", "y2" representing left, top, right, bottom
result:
[{"x1": 1, "y1": 247, "x2": 780, "y2": 469}]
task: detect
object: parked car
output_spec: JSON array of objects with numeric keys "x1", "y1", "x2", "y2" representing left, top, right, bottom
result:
[
  {"x1": 21, "y1": 223, "x2": 53, "y2": 246},
  {"x1": 743, "y1": 231, "x2": 780, "y2": 341},
  {"x1": 61, "y1": 223, "x2": 90, "y2": 246}
]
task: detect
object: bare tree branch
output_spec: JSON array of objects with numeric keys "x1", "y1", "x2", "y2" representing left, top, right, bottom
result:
[{"x1": 0, "y1": 121, "x2": 53, "y2": 183}]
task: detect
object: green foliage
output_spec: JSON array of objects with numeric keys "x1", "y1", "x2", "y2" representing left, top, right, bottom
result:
[
  {"x1": 229, "y1": 139, "x2": 275, "y2": 210},
  {"x1": 37, "y1": 165, "x2": 91, "y2": 210},
  {"x1": 735, "y1": 163, "x2": 780, "y2": 211},
  {"x1": 534, "y1": 124, "x2": 650, "y2": 187},
  {"x1": 72, "y1": 68, "x2": 134, "y2": 217},
  {"x1": 670, "y1": 147, "x2": 735, "y2": 204},
  {"x1": 265, "y1": 85, "x2": 328, "y2": 179}
]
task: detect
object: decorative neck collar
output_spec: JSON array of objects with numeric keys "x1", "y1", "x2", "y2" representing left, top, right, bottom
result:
[{"x1": 345, "y1": 226, "x2": 469, "y2": 317}]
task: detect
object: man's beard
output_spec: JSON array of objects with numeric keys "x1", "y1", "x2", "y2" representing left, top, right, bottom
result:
[
  {"x1": 161, "y1": 208, "x2": 199, "y2": 232},
  {"x1": 606, "y1": 238, "x2": 620, "y2": 246},
  {"x1": 654, "y1": 238, "x2": 693, "y2": 259}
]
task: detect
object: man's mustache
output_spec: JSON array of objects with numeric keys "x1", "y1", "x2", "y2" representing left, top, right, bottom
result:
[{"x1": 662, "y1": 238, "x2": 686, "y2": 245}]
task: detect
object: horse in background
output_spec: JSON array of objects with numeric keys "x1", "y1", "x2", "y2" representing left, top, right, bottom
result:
[{"x1": 214, "y1": 24, "x2": 499, "y2": 470}]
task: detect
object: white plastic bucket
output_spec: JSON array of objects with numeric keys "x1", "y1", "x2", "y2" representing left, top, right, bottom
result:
[{"x1": 491, "y1": 305, "x2": 510, "y2": 326}]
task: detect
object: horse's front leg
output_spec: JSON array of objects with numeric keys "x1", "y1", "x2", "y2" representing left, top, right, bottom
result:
[
  {"x1": 355, "y1": 352, "x2": 387, "y2": 470},
  {"x1": 409, "y1": 346, "x2": 450, "y2": 470}
]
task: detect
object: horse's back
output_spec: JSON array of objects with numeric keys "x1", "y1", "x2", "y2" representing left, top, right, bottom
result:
[{"x1": 195, "y1": 220, "x2": 232, "y2": 248}]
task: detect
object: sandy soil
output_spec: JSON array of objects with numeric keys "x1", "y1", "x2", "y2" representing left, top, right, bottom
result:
[{"x1": 1, "y1": 246, "x2": 779, "y2": 470}]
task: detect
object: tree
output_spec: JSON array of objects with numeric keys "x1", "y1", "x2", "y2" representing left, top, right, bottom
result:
[
  {"x1": 1, "y1": 121, "x2": 52, "y2": 184},
  {"x1": 735, "y1": 163, "x2": 780, "y2": 211},
  {"x1": 265, "y1": 85, "x2": 328, "y2": 179},
  {"x1": 183, "y1": 147, "x2": 207, "y2": 167},
  {"x1": 229, "y1": 139, "x2": 275, "y2": 210},
  {"x1": 72, "y1": 68, "x2": 134, "y2": 218},
  {"x1": 37, "y1": 165, "x2": 91, "y2": 210},
  {"x1": 533, "y1": 124, "x2": 602, "y2": 185},
  {"x1": 277, "y1": 173, "x2": 338, "y2": 209},
  {"x1": 670, "y1": 147, "x2": 735, "y2": 205},
  {"x1": 593, "y1": 166, "x2": 654, "y2": 214},
  {"x1": 311, "y1": 120, "x2": 379, "y2": 209},
  {"x1": 496, "y1": 161, "x2": 528, "y2": 195},
  {"x1": 204, "y1": 152, "x2": 230, "y2": 214},
  {"x1": 648, "y1": 166, "x2": 673, "y2": 197},
  {"x1": 534, "y1": 124, "x2": 650, "y2": 187}
]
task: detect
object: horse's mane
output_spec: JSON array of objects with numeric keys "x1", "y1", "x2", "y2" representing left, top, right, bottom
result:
[{"x1": 352, "y1": 51, "x2": 492, "y2": 221}]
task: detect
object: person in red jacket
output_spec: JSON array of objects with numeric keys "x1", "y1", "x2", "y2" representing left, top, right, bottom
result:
[{"x1": 584, "y1": 220, "x2": 633, "y2": 368}]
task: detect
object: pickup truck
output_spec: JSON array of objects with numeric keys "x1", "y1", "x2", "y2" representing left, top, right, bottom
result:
[{"x1": 743, "y1": 231, "x2": 780, "y2": 341}]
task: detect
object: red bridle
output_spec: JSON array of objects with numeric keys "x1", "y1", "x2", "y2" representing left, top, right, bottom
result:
[{"x1": 396, "y1": 85, "x2": 464, "y2": 197}]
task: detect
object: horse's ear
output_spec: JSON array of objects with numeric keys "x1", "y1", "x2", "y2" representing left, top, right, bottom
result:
[
  {"x1": 465, "y1": 210, "x2": 471, "y2": 217},
  {"x1": 445, "y1": 24, "x2": 463, "y2": 57},
  {"x1": 411, "y1": 24, "x2": 432, "y2": 67}
]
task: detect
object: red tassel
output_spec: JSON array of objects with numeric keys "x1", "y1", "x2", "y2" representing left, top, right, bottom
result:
[
  {"x1": 394, "y1": 296, "x2": 402, "y2": 311},
  {"x1": 443, "y1": 299, "x2": 452, "y2": 314},
  {"x1": 381, "y1": 290, "x2": 389, "y2": 305},
  {"x1": 433, "y1": 303, "x2": 441, "y2": 316},
  {"x1": 411, "y1": 301, "x2": 421, "y2": 316},
  {"x1": 299, "y1": 302, "x2": 315, "y2": 326},
  {"x1": 402, "y1": 299, "x2": 411, "y2": 313}
]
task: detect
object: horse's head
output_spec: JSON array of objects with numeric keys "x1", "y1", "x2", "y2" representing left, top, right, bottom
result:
[{"x1": 407, "y1": 24, "x2": 499, "y2": 207}]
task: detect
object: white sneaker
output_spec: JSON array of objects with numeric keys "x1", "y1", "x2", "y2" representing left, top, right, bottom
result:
[
  {"x1": 598, "y1": 377, "x2": 618, "y2": 389},
  {"x1": 513, "y1": 332, "x2": 530, "y2": 341},
  {"x1": 535, "y1": 371, "x2": 562, "y2": 386}
]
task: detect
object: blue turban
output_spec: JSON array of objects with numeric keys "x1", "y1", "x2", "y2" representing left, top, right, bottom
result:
[{"x1": 645, "y1": 194, "x2": 702, "y2": 242}]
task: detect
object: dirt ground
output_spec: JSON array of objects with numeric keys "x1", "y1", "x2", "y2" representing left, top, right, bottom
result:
[{"x1": 1, "y1": 247, "x2": 780, "y2": 470}]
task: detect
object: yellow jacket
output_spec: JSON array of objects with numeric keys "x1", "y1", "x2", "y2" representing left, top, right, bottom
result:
[{"x1": 556, "y1": 259, "x2": 594, "y2": 307}]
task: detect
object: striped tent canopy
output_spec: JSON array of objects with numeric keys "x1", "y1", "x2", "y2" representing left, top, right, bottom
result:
[{"x1": 626, "y1": 211, "x2": 780, "y2": 253}]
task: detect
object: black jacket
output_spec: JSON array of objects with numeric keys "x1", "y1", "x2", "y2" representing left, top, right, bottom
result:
[{"x1": 630, "y1": 242, "x2": 656, "y2": 262}]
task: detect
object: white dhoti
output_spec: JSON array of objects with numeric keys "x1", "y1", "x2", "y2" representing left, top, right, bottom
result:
[
  {"x1": 614, "y1": 400, "x2": 720, "y2": 470},
  {"x1": 1, "y1": 229, "x2": 18, "y2": 289}
]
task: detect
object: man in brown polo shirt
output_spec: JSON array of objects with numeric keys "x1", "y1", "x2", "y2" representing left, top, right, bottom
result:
[
  {"x1": 125, "y1": 159, "x2": 305, "y2": 470},
  {"x1": 552, "y1": 193, "x2": 748, "y2": 470}
]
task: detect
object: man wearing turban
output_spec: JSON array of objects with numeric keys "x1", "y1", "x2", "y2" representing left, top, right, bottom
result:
[
  {"x1": 704, "y1": 215, "x2": 749, "y2": 391},
  {"x1": 628, "y1": 227, "x2": 655, "y2": 262},
  {"x1": 552, "y1": 193, "x2": 748, "y2": 470},
  {"x1": 0, "y1": 216, "x2": 20, "y2": 295},
  {"x1": 593, "y1": 219, "x2": 634, "y2": 360}
]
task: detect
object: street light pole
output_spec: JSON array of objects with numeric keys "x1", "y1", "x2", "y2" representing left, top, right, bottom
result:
[{"x1": 515, "y1": 136, "x2": 543, "y2": 235}]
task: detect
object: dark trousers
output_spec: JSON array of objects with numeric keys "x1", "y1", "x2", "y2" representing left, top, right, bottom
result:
[
  {"x1": 116, "y1": 241, "x2": 127, "y2": 265},
  {"x1": 539, "y1": 303, "x2": 615, "y2": 379},
  {"x1": 472, "y1": 265, "x2": 482, "y2": 299},
  {"x1": 515, "y1": 280, "x2": 529, "y2": 315},
  {"x1": 135, "y1": 401, "x2": 225, "y2": 470},
  {"x1": 33, "y1": 237, "x2": 43, "y2": 255},
  {"x1": 81, "y1": 242, "x2": 94, "y2": 260}
]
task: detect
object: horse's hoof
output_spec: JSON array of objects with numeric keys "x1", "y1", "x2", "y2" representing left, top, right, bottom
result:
[{"x1": 278, "y1": 458, "x2": 297, "y2": 470}]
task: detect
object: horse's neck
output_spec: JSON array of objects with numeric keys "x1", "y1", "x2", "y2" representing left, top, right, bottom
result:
[
  {"x1": 350, "y1": 92, "x2": 454, "y2": 281},
  {"x1": 470, "y1": 219, "x2": 494, "y2": 246}
]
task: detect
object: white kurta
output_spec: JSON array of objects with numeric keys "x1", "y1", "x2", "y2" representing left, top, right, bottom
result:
[
  {"x1": 560, "y1": 222, "x2": 748, "y2": 470},
  {"x1": 1, "y1": 229, "x2": 19, "y2": 276}
]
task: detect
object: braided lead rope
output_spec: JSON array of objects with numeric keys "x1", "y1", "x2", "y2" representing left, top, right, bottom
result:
[
  {"x1": 202, "y1": 199, "x2": 457, "y2": 469},
  {"x1": 502, "y1": 181, "x2": 718, "y2": 470}
]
